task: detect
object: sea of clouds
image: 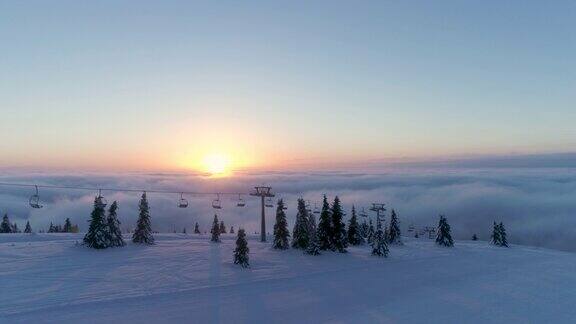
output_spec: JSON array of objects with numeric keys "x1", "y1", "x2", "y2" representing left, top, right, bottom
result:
[{"x1": 1, "y1": 166, "x2": 576, "y2": 252}]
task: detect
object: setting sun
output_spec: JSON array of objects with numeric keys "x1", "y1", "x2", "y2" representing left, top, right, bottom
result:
[{"x1": 201, "y1": 153, "x2": 231, "y2": 176}]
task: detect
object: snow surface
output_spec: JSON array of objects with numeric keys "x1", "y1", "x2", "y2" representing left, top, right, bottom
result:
[{"x1": 1, "y1": 233, "x2": 576, "y2": 323}]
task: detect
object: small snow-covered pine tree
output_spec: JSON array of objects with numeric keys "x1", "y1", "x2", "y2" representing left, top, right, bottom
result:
[
  {"x1": 194, "y1": 222, "x2": 201, "y2": 234},
  {"x1": 24, "y1": 221, "x2": 32, "y2": 233},
  {"x1": 211, "y1": 215, "x2": 221, "y2": 242},
  {"x1": 367, "y1": 219, "x2": 375, "y2": 244},
  {"x1": 107, "y1": 201, "x2": 125, "y2": 247},
  {"x1": 388, "y1": 209, "x2": 402, "y2": 245},
  {"x1": 306, "y1": 228, "x2": 321, "y2": 256},
  {"x1": 182, "y1": 227, "x2": 187, "y2": 234},
  {"x1": 498, "y1": 222, "x2": 508, "y2": 247},
  {"x1": 491, "y1": 221, "x2": 501, "y2": 245},
  {"x1": 233, "y1": 228, "x2": 249, "y2": 268},
  {"x1": 219, "y1": 221, "x2": 226, "y2": 234},
  {"x1": 331, "y1": 196, "x2": 347, "y2": 253},
  {"x1": 230, "y1": 226, "x2": 234, "y2": 234},
  {"x1": 0, "y1": 214, "x2": 11, "y2": 233},
  {"x1": 472, "y1": 234, "x2": 478, "y2": 241},
  {"x1": 371, "y1": 216, "x2": 389, "y2": 257},
  {"x1": 347, "y1": 205, "x2": 363, "y2": 246},
  {"x1": 273, "y1": 199, "x2": 290, "y2": 249},
  {"x1": 11, "y1": 223, "x2": 20, "y2": 233},
  {"x1": 316, "y1": 195, "x2": 332, "y2": 250},
  {"x1": 360, "y1": 220, "x2": 369, "y2": 240},
  {"x1": 308, "y1": 212, "x2": 317, "y2": 237},
  {"x1": 63, "y1": 218, "x2": 72, "y2": 233},
  {"x1": 384, "y1": 226, "x2": 390, "y2": 243},
  {"x1": 291, "y1": 198, "x2": 309, "y2": 249},
  {"x1": 132, "y1": 192, "x2": 154, "y2": 245},
  {"x1": 84, "y1": 196, "x2": 109, "y2": 249},
  {"x1": 435, "y1": 215, "x2": 454, "y2": 247}
]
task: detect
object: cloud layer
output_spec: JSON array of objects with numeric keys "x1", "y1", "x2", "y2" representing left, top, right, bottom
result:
[{"x1": 1, "y1": 167, "x2": 576, "y2": 252}]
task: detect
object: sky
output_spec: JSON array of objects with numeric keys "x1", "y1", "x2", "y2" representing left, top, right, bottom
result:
[{"x1": 1, "y1": 0, "x2": 575, "y2": 172}]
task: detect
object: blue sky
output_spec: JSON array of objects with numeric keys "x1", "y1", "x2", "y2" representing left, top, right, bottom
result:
[{"x1": 0, "y1": 1, "x2": 575, "y2": 170}]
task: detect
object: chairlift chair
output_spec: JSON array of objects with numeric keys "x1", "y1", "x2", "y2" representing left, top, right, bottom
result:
[
  {"x1": 29, "y1": 185, "x2": 43, "y2": 209},
  {"x1": 305, "y1": 200, "x2": 312, "y2": 213},
  {"x1": 359, "y1": 207, "x2": 368, "y2": 217},
  {"x1": 265, "y1": 197, "x2": 274, "y2": 208},
  {"x1": 236, "y1": 194, "x2": 246, "y2": 207},
  {"x1": 313, "y1": 203, "x2": 320, "y2": 214},
  {"x1": 96, "y1": 189, "x2": 107, "y2": 208},
  {"x1": 178, "y1": 193, "x2": 189, "y2": 208},
  {"x1": 212, "y1": 194, "x2": 222, "y2": 209}
]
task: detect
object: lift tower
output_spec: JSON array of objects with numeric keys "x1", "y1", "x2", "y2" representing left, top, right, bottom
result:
[
  {"x1": 250, "y1": 186, "x2": 275, "y2": 242},
  {"x1": 370, "y1": 203, "x2": 387, "y2": 223}
]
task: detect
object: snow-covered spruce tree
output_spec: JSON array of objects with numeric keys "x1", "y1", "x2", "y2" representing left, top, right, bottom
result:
[
  {"x1": 490, "y1": 221, "x2": 501, "y2": 245},
  {"x1": 306, "y1": 228, "x2": 321, "y2": 256},
  {"x1": 11, "y1": 223, "x2": 20, "y2": 233},
  {"x1": 273, "y1": 199, "x2": 290, "y2": 250},
  {"x1": 384, "y1": 226, "x2": 390, "y2": 243},
  {"x1": 84, "y1": 196, "x2": 109, "y2": 249},
  {"x1": 182, "y1": 227, "x2": 187, "y2": 234},
  {"x1": 219, "y1": 221, "x2": 227, "y2": 234},
  {"x1": 371, "y1": 216, "x2": 389, "y2": 257},
  {"x1": 194, "y1": 222, "x2": 201, "y2": 234},
  {"x1": 1, "y1": 214, "x2": 12, "y2": 233},
  {"x1": 331, "y1": 196, "x2": 347, "y2": 253},
  {"x1": 316, "y1": 195, "x2": 332, "y2": 250},
  {"x1": 24, "y1": 221, "x2": 32, "y2": 233},
  {"x1": 388, "y1": 209, "x2": 402, "y2": 245},
  {"x1": 472, "y1": 234, "x2": 478, "y2": 241},
  {"x1": 367, "y1": 219, "x2": 375, "y2": 244},
  {"x1": 233, "y1": 228, "x2": 249, "y2": 268},
  {"x1": 308, "y1": 212, "x2": 317, "y2": 237},
  {"x1": 360, "y1": 219, "x2": 369, "y2": 240},
  {"x1": 435, "y1": 215, "x2": 454, "y2": 247},
  {"x1": 132, "y1": 192, "x2": 154, "y2": 245},
  {"x1": 63, "y1": 218, "x2": 72, "y2": 233},
  {"x1": 230, "y1": 226, "x2": 234, "y2": 234},
  {"x1": 498, "y1": 222, "x2": 509, "y2": 247},
  {"x1": 107, "y1": 201, "x2": 125, "y2": 247},
  {"x1": 211, "y1": 214, "x2": 221, "y2": 242},
  {"x1": 347, "y1": 205, "x2": 363, "y2": 246},
  {"x1": 291, "y1": 198, "x2": 309, "y2": 249}
]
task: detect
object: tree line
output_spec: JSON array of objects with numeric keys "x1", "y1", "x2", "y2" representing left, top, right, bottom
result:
[
  {"x1": 2, "y1": 193, "x2": 510, "y2": 270},
  {"x1": 0, "y1": 214, "x2": 79, "y2": 234}
]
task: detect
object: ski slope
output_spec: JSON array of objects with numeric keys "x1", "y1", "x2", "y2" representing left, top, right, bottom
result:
[{"x1": 1, "y1": 233, "x2": 575, "y2": 323}]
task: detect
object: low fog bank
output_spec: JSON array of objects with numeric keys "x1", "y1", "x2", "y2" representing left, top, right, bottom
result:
[{"x1": 1, "y1": 168, "x2": 575, "y2": 252}]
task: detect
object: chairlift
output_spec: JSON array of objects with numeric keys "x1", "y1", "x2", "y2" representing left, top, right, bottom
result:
[
  {"x1": 236, "y1": 194, "x2": 246, "y2": 207},
  {"x1": 305, "y1": 200, "x2": 312, "y2": 213},
  {"x1": 313, "y1": 203, "x2": 320, "y2": 214},
  {"x1": 212, "y1": 194, "x2": 222, "y2": 209},
  {"x1": 359, "y1": 207, "x2": 368, "y2": 217},
  {"x1": 265, "y1": 197, "x2": 274, "y2": 208},
  {"x1": 29, "y1": 185, "x2": 43, "y2": 209},
  {"x1": 407, "y1": 224, "x2": 415, "y2": 233},
  {"x1": 178, "y1": 193, "x2": 189, "y2": 208},
  {"x1": 96, "y1": 189, "x2": 107, "y2": 208}
]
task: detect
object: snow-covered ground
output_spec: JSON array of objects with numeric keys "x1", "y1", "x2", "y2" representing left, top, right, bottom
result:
[{"x1": 1, "y1": 233, "x2": 576, "y2": 323}]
